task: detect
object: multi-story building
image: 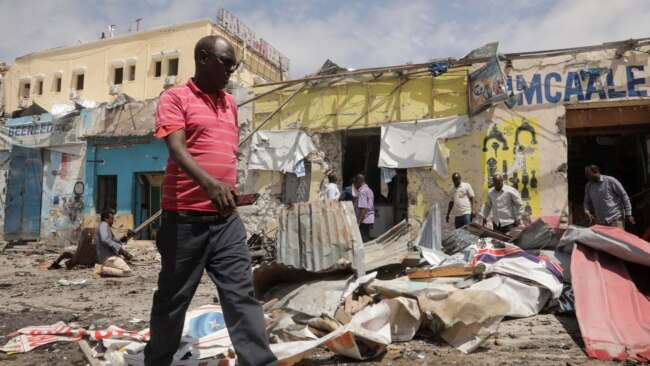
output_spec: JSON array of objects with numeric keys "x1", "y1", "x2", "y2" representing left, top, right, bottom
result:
[
  {"x1": 0, "y1": 13, "x2": 289, "y2": 245},
  {"x1": 3, "y1": 17, "x2": 287, "y2": 114}
]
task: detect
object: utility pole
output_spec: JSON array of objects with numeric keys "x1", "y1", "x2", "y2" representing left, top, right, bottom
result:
[{"x1": 135, "y1": 18, "x2": 143, "y2": 32}]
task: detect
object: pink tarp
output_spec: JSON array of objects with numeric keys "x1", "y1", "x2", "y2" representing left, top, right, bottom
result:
[{"x1": 565, "y1": 225, "x2": 650, "y2": 362}]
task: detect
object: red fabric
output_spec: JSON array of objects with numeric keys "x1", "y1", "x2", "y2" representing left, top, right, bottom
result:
[{"x1": 156, "y1": 78, "x2": 238, "y2": 212}]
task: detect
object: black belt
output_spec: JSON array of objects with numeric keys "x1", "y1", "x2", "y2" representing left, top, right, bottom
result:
[{"x1": 162, "y1": 210, "x2": 228, "y2": 224}]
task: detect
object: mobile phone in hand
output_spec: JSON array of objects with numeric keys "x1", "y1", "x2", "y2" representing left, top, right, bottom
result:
[{"x1": 235, "y1": 193, "x2": 260, "y2": 206}]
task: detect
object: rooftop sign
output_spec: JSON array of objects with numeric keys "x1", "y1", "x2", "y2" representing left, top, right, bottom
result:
[{"x1": 217, "y1": 8, "x2": 290, "y2": 72}]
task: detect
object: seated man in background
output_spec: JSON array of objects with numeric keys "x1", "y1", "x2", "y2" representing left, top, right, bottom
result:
[{"x1": 95, "y1": 209, "x2": 133, "y2": 277}]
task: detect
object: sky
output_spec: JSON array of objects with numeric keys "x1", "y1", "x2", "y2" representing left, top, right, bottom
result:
[{"x1": 1, "y1": 0, "x2": 649, "y2": 78}]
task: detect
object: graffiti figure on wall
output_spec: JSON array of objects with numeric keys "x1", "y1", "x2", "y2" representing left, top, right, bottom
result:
[{"x1": 481, "y1": 118, "x2": 540, "y2": 220}]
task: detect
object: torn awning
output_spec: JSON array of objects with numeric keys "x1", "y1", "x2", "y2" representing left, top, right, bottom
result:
[
  {"x1": 248, "y1": 131, "x2": 316, "y2": 172},
  {"x1": 378, "y1": 115, "x2": 470, "y2": 179}
]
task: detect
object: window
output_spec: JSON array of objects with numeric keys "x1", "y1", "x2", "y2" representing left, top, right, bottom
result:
[
  {"x1": 76, "y1": 74, "x2": 85, "y2": 91},
  {"x1": 154, "y1": 61, "x2": 162, "y2": 77},
  {"x1": 168, "y1": 58, "x2": 178, "y2": 76},
  {"x1": 21, "y1": 83, "x2": 30, "y2": 98},
  {"x1": 282, "y1": 162, "x2": 311, "y2": 204},
  {"x1": 114, "y1": 67, "x2": 124, "y2": 85},
  {"x1": 36, "y1": 80, "x2": 43, "y2": 95},
  {"x1": 97, "y1": 175, "x2": 117, "y2": 212},
  {"x1": 128, "y1": 65, "x2": 136, "y2": 81},
  {"x1": 55, "y1": 77, "x2": 62, "y2": 92}
]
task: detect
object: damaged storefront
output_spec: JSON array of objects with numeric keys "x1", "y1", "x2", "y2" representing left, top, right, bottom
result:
[
  {"x1": 80, "y1": 97, "x2": 166, "y2": 239},
  {"x1": 246, "y1": 38, "x2": 650, "y2": 239},
  {"x1": 502, "y1": 39, "x2": 650, "y2": 234},
  {"x1": 246, "y1": 62, "x2": 471, "y2": 238},
  {"x1": 0, "y1": 110, "x2": 86, "y2": 246}
]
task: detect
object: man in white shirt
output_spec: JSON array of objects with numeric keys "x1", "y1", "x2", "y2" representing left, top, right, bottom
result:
[
  {"x1": 326, "y1": 172, "x2": 341, "y2": 200},
  {"x1": 446, "y1": 172, "x2": 476, "y2": 229},
  {"x1": 482, "y1": 173, "x2": 524, "y2": 234}
]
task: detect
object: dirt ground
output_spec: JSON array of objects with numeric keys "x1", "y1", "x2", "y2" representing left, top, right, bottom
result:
[{"x1": 0, "y1": 246, "x2": 624, "y2": 366}]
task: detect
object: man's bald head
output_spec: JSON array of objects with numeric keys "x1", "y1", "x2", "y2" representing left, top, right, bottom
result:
[
  {"x1": 193, "y1": 35, "x2": 237, "y2": 93},
  {"x1": 452, "y1": 172, "x2": 461, "y2": 187},
  {"x1": 194, "y1": 36, "x2": 233, "y2": 63},
  {"x1": 353, "y1": 174, "x2": 365, "y2": 189},
  {"x1": 492, "y1": 173, "x2": 504, "y2": 190}
]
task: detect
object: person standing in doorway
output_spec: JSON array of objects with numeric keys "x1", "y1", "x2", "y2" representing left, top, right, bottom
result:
[
  {"x1": 339, "y1": 177, "x2": 356, "y2": 201},
  {"x1": 325, "y1": 172, "x2": 341, "y2": 200},
  {"x1": 354, "y1": 174, "x2": 375, "y2": 242},
  {"x1": 584, "y1": 164, "x2": 634, "y2": 228},
  {"x1": 482, "y1": 173, "x2": 524, "y2": 234},
  {"x1": 144, "y1": 36, "x2": 276, "y2": 366},
  {"x1": 446, "y1": 172, "x2": 476, "y2": 229}
]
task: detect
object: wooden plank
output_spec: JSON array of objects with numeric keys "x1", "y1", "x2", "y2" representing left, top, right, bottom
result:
[
  {"x1": 335, "y1": 307, "x2": 351, "y2": 325},
  {"x1": 407, "y1": 264, "x2": 485, "y2": 279},
  {"x1": 262, "y1": 298, "x2": 279, "y2": 312},
  {"x1": 344, "y1": 294, "x2": 354, "y2": 313},
  {"x1": 78, "y1": 340, "x2": 101, "y2": 366},
  {"x1": 350, "y1": 295, "x2": 373, "y2": 314}
]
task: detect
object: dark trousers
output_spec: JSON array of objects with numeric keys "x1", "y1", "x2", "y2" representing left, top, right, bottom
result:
[
  {"x1": 454, "y1": 214, "x2": 472, "y2": 229},
  {"x1": 493, "y1": 222, "x2": 515, "y2": 234},
  {"x1": 144, "y1": 212, "x2": 277, "y2": 366},
  {"x1": 359, "y1": 223, "x2": 372, "y2": 242}
]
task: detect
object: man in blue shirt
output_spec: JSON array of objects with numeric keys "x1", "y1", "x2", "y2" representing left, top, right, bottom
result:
[{"x1": 584, "y1": 165, "x2": 634, "y2": 228}]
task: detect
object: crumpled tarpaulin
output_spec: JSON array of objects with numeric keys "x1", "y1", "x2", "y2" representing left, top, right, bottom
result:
[
  {"x1": 364, "y1": 277, "x2": 508, "y2": 354},
  {"x1": 0, "y1": 322, "x2": 85, "y2": 353},
  {"x1": 378, "y1": 115, "x2": 470, "y2": 179},
  {"x1": 123, "y1": 304, "x2": 233, "y2": 364},
  {"x1": 417, "y1": 288, "x2": 509, "y2": 354},
  {"x1": 277, "y1": 200, "x2": 365, "y2": 275},
  {"x1": 470, "y1": 276, "x2": 552, "y2": 318},
  {"x1": 247, "y1": 130, "x2": 316, "y2": 173},
  {"x1": 271, "y1": 297, "x2": 421, "y2": 365},
  {"x1": 1, "y1": 305, "x2": 236, "y2": 365},
  {"x1": 471, "y1": 239, "x2": 564, "y2": 299},
  {"x1": 562, "y1": 225, "x2": 650, "y2": 362}
]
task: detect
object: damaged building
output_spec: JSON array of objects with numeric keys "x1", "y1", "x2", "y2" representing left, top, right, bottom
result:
[
  {"x1": 242, "y1": 37, "x2": 650, "y2": 241},
  {"x1": 0, "y1": 21, "x2": 647, "y2": 253},
  {"x1": 0, "y1": 11, "x2": 287, "y2": 246}
]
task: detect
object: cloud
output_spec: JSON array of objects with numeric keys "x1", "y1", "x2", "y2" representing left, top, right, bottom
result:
[{"x1": 0, "y1": 0, "x2": 648, "y2": 78}]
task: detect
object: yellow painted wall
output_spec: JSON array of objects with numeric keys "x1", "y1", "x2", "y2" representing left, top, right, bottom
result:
[
  {"x1": 252, "y1": 68, "x2": 470, "y2": 228},
  {"x1": 253, "y1": 68, "x2": 469, "y2": 132},
  {"x1": 4, "y1": 19, "x2": 283, "y2": 113}
]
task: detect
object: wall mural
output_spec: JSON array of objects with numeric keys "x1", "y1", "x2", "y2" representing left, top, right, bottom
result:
[{"x1": 481, "y1": 117, "x2": 540, "y2": 218}]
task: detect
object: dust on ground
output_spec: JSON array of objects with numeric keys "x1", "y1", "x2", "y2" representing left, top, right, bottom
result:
[{"x1": 0, "y1": 250, "x2": 621, "y2": 366}]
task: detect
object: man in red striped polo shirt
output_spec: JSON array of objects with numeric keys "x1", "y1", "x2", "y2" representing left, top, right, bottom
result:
[{"x1": 144, "y1": 36, "x2": 277, "y2": 366}]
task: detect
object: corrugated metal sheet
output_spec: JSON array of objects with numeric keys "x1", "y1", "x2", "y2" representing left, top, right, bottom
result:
[
  {"x1": 567, "y1": 225, "x2": 650, "y2": 361},
  {"x1": 277, "y1": 200, "x2": 365, "y2": 275},
  {"x1": 364, "y1": 220, "x2": 412, "y2": 271}
]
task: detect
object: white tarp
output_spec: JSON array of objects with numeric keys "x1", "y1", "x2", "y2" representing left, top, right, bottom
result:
[
  {"x1": 471, "y1": 239, "x2": 564, "y2": 299},
  {"x1": 270, "y1": 297, "x2": 421, "y2": 364},
  {"x1": 378, "y1": 115, "x2": 470, "y2": 179},
  {"x1": 470, "y1": 276, "x2": 551, "y2": 318},
  {"x1": 248, "y1": 130, "x2": 316, "y2": 172}
]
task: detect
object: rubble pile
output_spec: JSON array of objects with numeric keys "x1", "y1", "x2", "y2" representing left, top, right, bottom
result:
[{"x1": 1, "y1": 203, "x2": 648, "y2": 365}]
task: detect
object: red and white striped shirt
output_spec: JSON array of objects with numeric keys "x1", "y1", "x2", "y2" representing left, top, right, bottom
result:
[{"x1": 155, "y1": 78, "x2": 238, "y2": 212}]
